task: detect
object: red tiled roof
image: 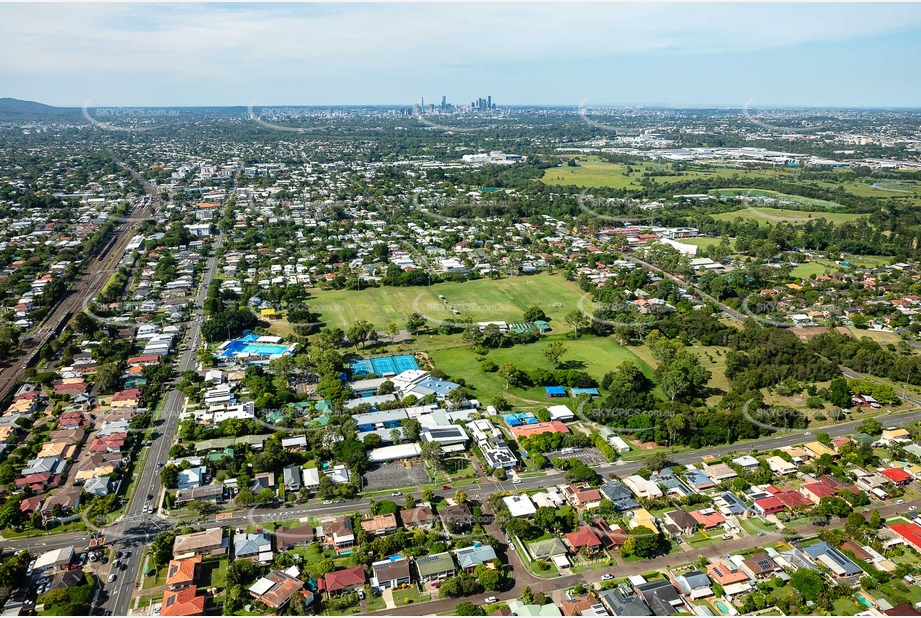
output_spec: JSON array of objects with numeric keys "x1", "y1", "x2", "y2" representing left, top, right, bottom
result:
[
  {"x1": 565, "y1": 525, "x2": 602, "y2": 549},
  {"x1": 321, "y1": 567, "x2": 365, "y2": 592},
  {"x1": 882, "y1": 468, "x2": 913, "y2": 483}
]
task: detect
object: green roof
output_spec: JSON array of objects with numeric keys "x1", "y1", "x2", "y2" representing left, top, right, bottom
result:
[
  {"x1": 414, "y1": 552, "x2": 456, "y2": 577},
  {"x1": 507, "y1": 601, "x2": 561, "y2": 617},
  {"x1": 528, "y1": 537, "x2": 567, "y2": 558},
  {"x1": 314, "y1": 399, "x2": 333, "y2": 413}
]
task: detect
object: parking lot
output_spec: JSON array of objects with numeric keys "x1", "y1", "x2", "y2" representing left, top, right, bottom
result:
[
  {"x1": 362, "y1": 460, "x2": 430, "y2": 491},
  {"x1": 543, "y1": 447, "x2": 608, "y2": 466}
]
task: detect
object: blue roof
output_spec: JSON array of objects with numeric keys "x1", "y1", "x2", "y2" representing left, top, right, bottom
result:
[
  {"x1": 545, "y1": 386, "x2": 566, "y2": 396},
  {"x1": 570, "y1": 388, "x2": 600, "y2": 396},
  {"x1": 685, "y1": 469, "x2": 714, "y2": 488}
]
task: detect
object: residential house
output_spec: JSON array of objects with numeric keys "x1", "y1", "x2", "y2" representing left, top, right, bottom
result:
[
  {"x1": 248, "y1": 567, "x2": 306, "y2": 610},
  {"x1": 361, "y1": 514, "x2": 398, "y2": 537},
  {"x1": 160, "y1": 586, "x2": 206, "y2": 617},
  {"x1": 371, "y1": 557, "x2": 411, "y2": 589},
  {"x1": 675, "y1": 571, "x2": 713, "y2": 599},
  {"x1": 166, "y1": 556, "x2": 201, "y2": 590},
  {"x1": 414, "y1": 552, "x2": 456, "y2": 584},
  {"x1": 454, "y1": 545, "x2": 497, "y2": 573},
  {"x1": 635, "y1": 579, "x2": 686, "y2": 616},
  {"x1": 400, "y1": 505, "x2": 434, "y2": 530},
  {"x1": 663, "y1": 510, "x2": 698, "y2": 536},
  {"x1": 275, "y1": 525, "x2": 314, "y2": 551},
  {"x1": 233, "y1": 532, "x2": 273, "y2": 562},
  {"x1": 321, "y1": 517, "x2": 355, "y2": 555},
  {"x1": 173, "y1": 528, "x2": 228, "y2": 560},
  {"x1": 440, "y1": 503, "x2": 474, "y2": 531},
  {"x1": 320, "y1": 566, "x2": 366, "y2": 596},
  {"x1": 598, "y1": 587, "x2": 652, "y2": 616}
]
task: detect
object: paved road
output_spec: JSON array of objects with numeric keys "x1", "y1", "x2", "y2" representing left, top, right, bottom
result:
[{"x1": 96, "y1": 231, "x2": 223, "y2": 616}]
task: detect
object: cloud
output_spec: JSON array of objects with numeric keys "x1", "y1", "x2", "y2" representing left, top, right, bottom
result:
[{"x1": 2, "y1": 3, "x2": 920, "y2": 105}]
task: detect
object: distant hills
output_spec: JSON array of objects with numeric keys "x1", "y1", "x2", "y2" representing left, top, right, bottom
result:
[{"x1": 0, "y1": 98, "x2": 77, "y2": 120}]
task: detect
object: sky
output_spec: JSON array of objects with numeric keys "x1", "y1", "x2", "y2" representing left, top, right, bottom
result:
[{"x1": 2, "y1": 2, "x2": 921, "y2": 108}]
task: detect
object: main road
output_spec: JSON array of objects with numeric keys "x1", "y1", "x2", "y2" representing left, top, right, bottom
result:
[{"x1": 93, "y1": 230, "x2": 223, "y2": 616}]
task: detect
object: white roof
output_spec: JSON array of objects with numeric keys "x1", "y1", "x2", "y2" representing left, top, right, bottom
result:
[
  {"x1": 368, "y1": 443, "x2": 422, "y2": 462},
  {"x1": 249, "y1": 577, "x2": 274, "y2": 596},
  {"x1": 546, "y1": 405, "x2": 574, "y2": 420},
  {"x1": 503, "y1": 494, "x2": 537, "y2": 518},
  {"x1": 34, "y1": 546, "x2": 74, "y2": 570}
]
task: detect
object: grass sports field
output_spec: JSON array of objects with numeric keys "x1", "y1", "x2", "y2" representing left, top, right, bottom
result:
[
  {"x1": 430, "y1": 335, "x2": 653, "y2": 407},
  {"x1": 711, "y1": 206, "x2": 863, "y2": 225},
  {"x1": 302, "y1": 274, "x2": 588, "y2": 331},
  {"x1": 540, "y1": 158, "x2": 782, "y2": 189}
]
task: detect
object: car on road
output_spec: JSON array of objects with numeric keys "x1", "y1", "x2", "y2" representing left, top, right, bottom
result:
[
  {"x1": 601, "y1": 574, "x2": 614, "y2": 581},
  {"x1": 323, "y1": 500, "x2": 332, "y2": 505},
  {"x1": 512, "y1": 479, "x2": 522, "y2": 484},
  {"x1": 157, "y1": 462, "x2": 164, "y2": 468},
  {"x1": 757, "y1": 532, "x2": 766, "y2": 537},
  {"x1": 108, "y1": 574, "x2": 116, "y2": 583},
  {"x1": 897, "y1": 500, "x2": 906, "y2": 505},
  {"x1": 124, "y1": 551, "x2": 130, "y2": 558},
  {"x1": 862, "y1": 508, "x2": 871, "y2": 513},
  {"x1": 442, "y1": 485, "x2": 452, "y2": 490},
  {"x1": 391, "y1": 492, "x2": 402, "y2": 496},
  {"x1": 485, "y1": 597, "x2": 498, "y2": 604},
  {"x1": 803, "y1": 431, "x2": 812, "y2": 436},
  {"x1": 115, "y1": 551, "x2": 122, "y2": 559}
]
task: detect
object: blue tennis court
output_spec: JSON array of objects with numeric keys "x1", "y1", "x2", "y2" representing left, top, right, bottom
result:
[{"x1": 349, "y1": 354, "x2": 419, "y2": 376}]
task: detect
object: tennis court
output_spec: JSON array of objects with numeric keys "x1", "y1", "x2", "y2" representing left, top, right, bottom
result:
[{"x1": 349, "y1": 354, "x2": 420, "y2": 376}]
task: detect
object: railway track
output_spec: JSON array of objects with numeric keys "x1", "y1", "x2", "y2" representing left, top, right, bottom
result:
[{"x1": 0, "y1": 200, "x2": 154, "y2": 401}]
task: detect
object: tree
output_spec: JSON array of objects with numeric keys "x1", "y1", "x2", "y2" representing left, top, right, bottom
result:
[
  {"x1": 401, "y1": 418, "x2": 422, "y2": 441},
  {"x1": 564, "y1": 310, "x2": 589, "y2": 337},
  {"x1": 790, "y1": 568, "x2": 825, "y2": 602},
  {"x1": 828, "y1": 378, "x2": 851, "y2": 407},
  {"x1": 476, "y1": 566, "x2": 502, "y2": 591},
  {"x1": 386, "y1": 321, "x2": 400, "y2": 342},
  {"x1": 347, "y1": 320, "x2": 375, "y2": 349},
  {"x1": 454, "y1": 490, "x2": 467, "y2": 505},
  {"x1": 643, "y1": 453, "x2": 670, "y2": 472},
  {"x1": 498, "y1": 363, "x2": 521, "y2": 390},
  {"x1": 160, "y1": 464, "x2": 180, "y2": 489},
  {"x1": 462, "y1": 326, "x2": 483, "y2": 349},
  {"x1": 455, "y1": 602, "x2": 486, "y2": 615},
  {"x1": 421, "y1": 441, "x2": 445, "y2": 471},
  {"x1": 523, "y1": 307, "x2": 546, "y2": 323},
  {"x1": 406, "y1": 312, "x2": 428, "y2": 335},
  {"x1": 542, "y1": 340, "x2": 568, "y2": 369}
]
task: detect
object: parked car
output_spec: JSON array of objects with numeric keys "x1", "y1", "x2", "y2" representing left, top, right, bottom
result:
[
  {"x1": 485, "y1": 597, "x2": 498, "y2": 604},
  {"x1": 601, "y1": 574, "x2": 614, "y2": 581},
  {"x1": 898, "y1": 500, "x2": 906, "y2": 505},
  {"x1": 910, "y1": 505, "x2": 918, "y2": 512}
]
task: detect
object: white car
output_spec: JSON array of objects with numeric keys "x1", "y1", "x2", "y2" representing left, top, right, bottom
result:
[
  {"x1": 910, "y1": 506, "x2": 918, "y2": 512},
  {"x1": 512, "y1": 479, "x2": 522, "y2": 484},
  {"x1": 484, "y1": 597, "x2": 498, "y2": 604},
  {"x1": 803, "y1": 431, "x2": 812, "y2": 436},
  {"x1": 897, "y1": 499, "x2": 906, "y2": 505},
  {"x1": 601, "y1": 574, "x2": 614, "y2": 581}
]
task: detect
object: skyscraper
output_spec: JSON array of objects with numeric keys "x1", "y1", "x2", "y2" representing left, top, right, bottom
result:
[
  {"x1": 441, "y1": 96, "x2": 446, "y2": 111},
  {"x1": 487, "y1": 95, "x2": 492, "y2": 109}
]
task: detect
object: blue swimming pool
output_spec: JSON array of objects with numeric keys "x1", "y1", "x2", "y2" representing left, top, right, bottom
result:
[
  {"x1": 217, "y1": 340, "x2": 289, "y2": 357},
  {"x1": 350, "y1": 354, "x2": 419, "y2": 376}
]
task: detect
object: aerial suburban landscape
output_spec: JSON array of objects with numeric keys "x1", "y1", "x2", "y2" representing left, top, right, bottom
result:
[{"x1": 4, "y1": 3, "x2": 921, "y2": 618}]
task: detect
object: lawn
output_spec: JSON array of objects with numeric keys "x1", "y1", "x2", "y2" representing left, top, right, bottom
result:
[
  {"x1": 392, "y1": 587, "x2": 421, "y2": 606},
  {"x1": 540, "y1": 158, "x2": 787, "y2": 190},
  {"x1": 429, "y1": 334, "x2": 652, "y2": 408},
  {"x1": 832, "y1": 598, "x2": 863, "y2": 616},
  {"x1": 711, "y1": 205, "x2": 863, "y2": 226},
  {"x1": 303, "y1": 273, "x2": 588, "y2": 331},
  {"x1": 200, "y1": 557, "x2": 229, "y2": 588},
  {"x1": 790, "y1": 261, "x2": 835, "y2": 278},
  {"x1": 680, "y1": 237, "x2": 735, "y2": 251},
  {"x1": 739, "y1": 517, "x2": 777, "y2": 536}
]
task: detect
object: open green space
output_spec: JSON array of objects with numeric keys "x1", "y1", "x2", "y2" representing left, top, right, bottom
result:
[
  {"x1": 305, "y1": 273, "x2": 588, "y2": 332},
  {"x1": 430, "y1": 334, "x2": 652, "y2": 408},
  {"x1": 711, "y1": 206, "x2": 864, "y2": 226}
]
